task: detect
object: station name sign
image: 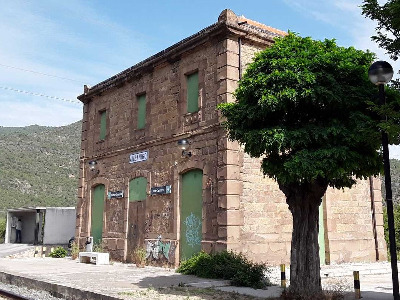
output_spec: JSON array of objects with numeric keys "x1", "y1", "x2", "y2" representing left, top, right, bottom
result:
[
  {"x1": 108, "y1": 191, "x2": 124, "y2": 199},
  {"x1": 129, "y1": 150, "x2": 148, "y2": 164},
  {"x1": 150, "y1": 185, "x2": 172, "y2": 195}
]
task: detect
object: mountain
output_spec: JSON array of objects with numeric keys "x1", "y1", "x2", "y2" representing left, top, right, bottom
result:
[
  {"x1": 0, "y1": 121, "x2": 81, "y2": 215},
  {"x1": 0, "y1": 120, "x2": 399, "y2": 215}
]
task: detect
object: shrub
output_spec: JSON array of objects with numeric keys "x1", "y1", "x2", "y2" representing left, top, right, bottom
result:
[
  {"x1": 70, "y1": 241, "x2": 79, "y2": 260},
  {"x1": 132, "y1": 247, "x2": 147, "y2": 267},
  {"x1": 177, "y1": 251, "x2": 270, "y2": 289},
  {"x1": 92, "y1": 240, "x2": 104, "y2": 252},
  {"x1": 49, "y1": 246, "x2": 67, "y2": 258},
  {"x1": 0, "y1": 218, "x2": 6, "y2": 243}
]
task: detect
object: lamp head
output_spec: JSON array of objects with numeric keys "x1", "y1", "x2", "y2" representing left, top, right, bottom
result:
[
  {"x1": 177, "y1": 139, "x2": 192, "y2": 158},
  {"x1": 178, "y1": 139, "x2": 190, "y2": 151},
  {"x1": 368, "y1": 61, "x2": 394, "y2": 85},
  {"x1": 88, "y1": 160, "x2": 99, "y2": 173}
]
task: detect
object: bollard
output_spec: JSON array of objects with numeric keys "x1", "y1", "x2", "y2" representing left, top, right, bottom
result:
[
  {"x1": 353, "y1": 271, "x2": 361, "y2": 299},
  {"x1": 281, "y1": 264, "x2": 286, "y2": 288},
  {"x1": 42, "y1": 246, "x2": 47, "y2": 258},
  {"x1": 34, "y1": 247, "x2": 39, "y2": 257}
]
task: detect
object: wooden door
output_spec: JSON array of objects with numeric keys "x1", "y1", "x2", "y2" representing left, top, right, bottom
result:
[
  {"x1": 127, "y1": 177, "x2": 147, "y2": 262},
  {"x1": 180, "y1": 169, "x2": 203, "y2": 261},
  {"x1": 91, "y1": 184, "x2": 105, "y2": 245}
]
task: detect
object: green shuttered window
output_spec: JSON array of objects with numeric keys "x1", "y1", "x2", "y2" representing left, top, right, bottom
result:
[
  {"x1": 186, "y1": 72, "x2": 199, "y2": 113},
  {"x1": 99, "y1": 110, "x2": 107, "y2": 140},
  {"x1": 137, "y1": 94, "x2": 146, "y2": 129},
  {"x1": 129, "y1": 177, "x2": 147, "y2": 202}
]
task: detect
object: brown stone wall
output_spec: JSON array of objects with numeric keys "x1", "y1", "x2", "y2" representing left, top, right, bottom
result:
[
  {"x1": 325, "y1": 178, "x2": 387, "y2": 263},
  {"x1": 239, "y1": 151, "x2": 386, "y2": 265},
  {"x1": 77, "y1": 36, "x2": 226, "y2": 262},
  {"x1": 239, "y1": 152, "x2": 292, "y2": 264},
  {"x1": 77, "y1": 9, "x2": 386, "y2": 266}
]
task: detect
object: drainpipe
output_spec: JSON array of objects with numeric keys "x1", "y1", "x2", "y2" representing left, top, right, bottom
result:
[
  {"x1": 369, "y1": 176, "x2": 379, "y2": 261},
  {"x1": 238, "y1": 37, "x2": 242, "y2": 80}
]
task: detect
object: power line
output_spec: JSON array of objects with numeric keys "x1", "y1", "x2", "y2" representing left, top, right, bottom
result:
[
  {"x1": 0, "y1": 63, "x2": 86, "y2": 84},
  {"x1": 0, "y1": 86, "x2": 81, "y2": 105}
]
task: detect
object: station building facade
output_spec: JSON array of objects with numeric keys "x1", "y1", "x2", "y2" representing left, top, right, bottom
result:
[{"x1": 75, "y1": 9, "x2": 387, "y2": 266}]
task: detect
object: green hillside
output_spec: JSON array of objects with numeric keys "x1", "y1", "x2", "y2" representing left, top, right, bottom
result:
[
  {"x1": 382, "y1": 159, "x2": 400, "y2": 204},
  {"x1": 0, "y1": 121, "x2": 81, "y2": 214}
]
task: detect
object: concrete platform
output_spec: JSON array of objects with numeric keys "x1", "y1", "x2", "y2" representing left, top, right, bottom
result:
[
  {"x1": 0, "y1": 257, "x2": 397, "y2": 299},
  {"x1": 0, "y1": 243, "x2": 35, "y2": 258},
  {"x1": 0, "y1": 257, "x2": 263, "y2": 299}
]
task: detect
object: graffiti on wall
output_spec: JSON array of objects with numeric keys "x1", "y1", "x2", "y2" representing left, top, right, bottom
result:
[
  {"x1": 145, "y1": 235, "x2": 176, "y2": 263},
  {"x1": 184, "y1": 212, "x2": 202, "y2": 247}
]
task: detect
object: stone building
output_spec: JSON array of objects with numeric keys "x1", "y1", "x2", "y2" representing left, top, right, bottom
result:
[{"x1": 76, "y1": 9, "x2": 387, "y2": 266}]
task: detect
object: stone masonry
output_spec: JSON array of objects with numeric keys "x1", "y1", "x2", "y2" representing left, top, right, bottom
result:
[{"x1": 76, "y1": 9, "x2": 387, "y2": 266}]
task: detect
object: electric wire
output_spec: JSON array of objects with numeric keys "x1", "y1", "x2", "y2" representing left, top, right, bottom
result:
[
  {"x1": 0, "y1": 86, "x2": 81, "y2": 105},
  {"x1": 0, "y1": 63, "x2": 86, "y2": 84}
]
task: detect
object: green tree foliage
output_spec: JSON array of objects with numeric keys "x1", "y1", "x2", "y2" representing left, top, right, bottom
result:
[
  {"x1": 0, "y1": 218, "x2": 6, "y2": 243},
  {"x1": 362, "y1": 0, "x2": 400, "y2": 90},
  {"x1": 0, "y1": 121, "x2": 81, "y2": 211},
  {"x1": 218, "y1": 33, "x2": 400, "y2": 295},
  {"x1": 362, "y1": 0, "x2": 400, "y2": 61}
]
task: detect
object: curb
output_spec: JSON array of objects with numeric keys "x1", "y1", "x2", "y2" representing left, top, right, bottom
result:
[{"x1": 0, "y1": 271, "x2": 121, "y2": 300}]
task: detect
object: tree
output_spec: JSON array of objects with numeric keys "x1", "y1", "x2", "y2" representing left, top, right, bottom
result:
[
  {"x1": 218, "y1": 33, "x2": 386, "y2": 295},
  {"x1": 362, "y1": 0, "x2": 400, "y2": 91},
  {"x1": 362, "y1": 0, "x2": 400, "y2": 61}
]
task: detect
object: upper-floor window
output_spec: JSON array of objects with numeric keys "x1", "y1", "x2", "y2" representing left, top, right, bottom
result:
[
  {"x1": 186, "y1": 72, "x2": 199, "y2": 113},
  {"x1": 99, "y1": 110, "x2": 107, "y2": 140},
  {"x1": 137, "y1": 94, "x2": 146, "y2": 129}
]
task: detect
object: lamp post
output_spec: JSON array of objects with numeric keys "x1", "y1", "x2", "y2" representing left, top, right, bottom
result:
[{"x1": 368, "y1": 60, "x2": 399, "y2": 300}]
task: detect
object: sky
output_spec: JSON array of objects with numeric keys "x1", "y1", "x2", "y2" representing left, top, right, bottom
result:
[{"x1": 1, "y1": 0, "x2": 400, "y2": 156}]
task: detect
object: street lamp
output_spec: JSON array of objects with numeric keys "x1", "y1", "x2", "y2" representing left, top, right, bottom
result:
[
  {"x1": 178, "y1": 138, "x2": 192, "y2": 158},
  {"x1": 88, "y1": 160, "x2": 99, "y2": 174},
  {"x1": 368, "y1": 60, "x2": 398, "y2": 300}
]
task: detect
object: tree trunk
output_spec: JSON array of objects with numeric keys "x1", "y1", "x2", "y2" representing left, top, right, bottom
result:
[{"x1": 279, "y1": 180, "x2": 328, "y2": 296}]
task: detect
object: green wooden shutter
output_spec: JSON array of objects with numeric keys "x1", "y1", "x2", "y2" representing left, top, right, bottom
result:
[
  {"x1": 99, "y1": 110, "x2": 107, "y2": 140},
  {"x1": 187, "y1": 72, "x2": 199, "y2": 113},
  {"x1": 180, "y1": 169, "x2": 203, "y2": 260},
  {"x1": 137, "y1": 94, "x2": 146, "y2": 129},
  {"x1": 91, "y1": 184, "x2": 105, "y2": 244},
  {"x1": 129, "y1": 177, "x2": 147, "y2": 202}
]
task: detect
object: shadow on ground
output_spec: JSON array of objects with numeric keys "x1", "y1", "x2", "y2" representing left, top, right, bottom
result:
[{"x1": 134, "y1": 275, "x2": 277, "y2": 299}]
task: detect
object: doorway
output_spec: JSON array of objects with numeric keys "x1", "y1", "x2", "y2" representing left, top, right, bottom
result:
[
  {"x1": 91, "y1": 184, "x2": 105, "y2": 245},
  {"x1": 180, "y1": 169, "x2": 203, "y2": 261},
  {"x1": 127, "y1": 177, "x2": 147, "y2": 262}
]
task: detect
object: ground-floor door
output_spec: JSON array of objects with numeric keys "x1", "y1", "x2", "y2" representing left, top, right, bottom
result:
[
  {"x1": 127, "y1": 177, "x2": 147, "y2": 262},
  {"x1": 180, "y1": 169, "x2": 203, "y2": 261},
  {"x1": 91, "y1": 184, "x2": 105, "y2": 245}
]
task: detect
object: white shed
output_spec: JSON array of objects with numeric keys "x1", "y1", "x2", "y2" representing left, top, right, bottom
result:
[{"x1": 5, "y1": 207, "x2": 75, "y2": 245}]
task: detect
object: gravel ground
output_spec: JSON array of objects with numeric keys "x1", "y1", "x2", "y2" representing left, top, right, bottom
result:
[
  {"x1": 117, "y1": 286, "x2": 270, "y2": 300},
  {"x1": 0, "y1": 281, "x2": 64, "y2": 300}
]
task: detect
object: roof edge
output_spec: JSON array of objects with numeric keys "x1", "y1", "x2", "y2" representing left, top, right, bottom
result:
[{"x1": 78, "y1": 9, "x2": 286, "y2": 101}]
